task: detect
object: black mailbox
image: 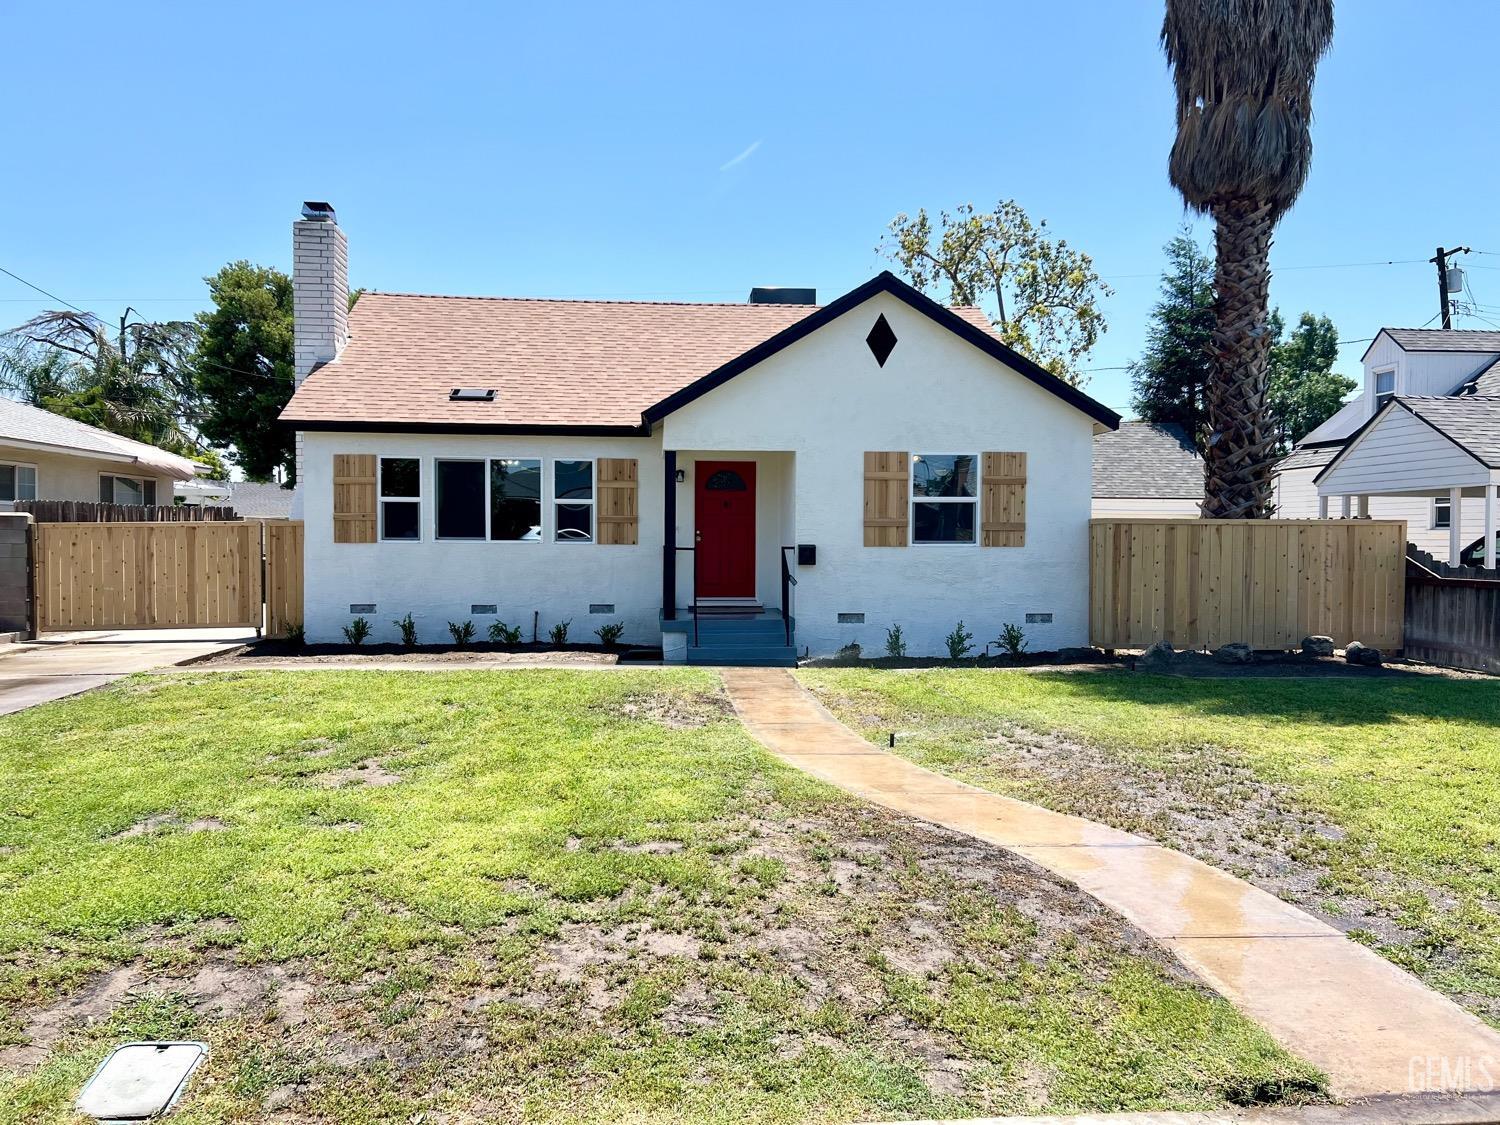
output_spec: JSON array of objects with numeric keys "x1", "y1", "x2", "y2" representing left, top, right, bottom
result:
[{"x1": 797, "y1": 544, "x2": 817, "y2": 566}]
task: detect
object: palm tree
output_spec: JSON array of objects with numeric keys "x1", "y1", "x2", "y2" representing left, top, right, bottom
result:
[{"x1": 1162, "y1": 0, "x2": 1334, "y2": 518}]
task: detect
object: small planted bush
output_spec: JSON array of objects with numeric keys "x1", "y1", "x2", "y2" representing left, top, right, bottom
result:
[
  {"x1": 594, "y1": 622, "x2": 625, "y2": 650},
  {"x1": 448, "y1": 620, "x2": 476, "y2": 648},
  {"x1": 998, "y1": 622, "x2": 1028, "y2": 657},
  {"x1": 285, "y1": 624, "x2": 306, "y2": 648},
  {"x1": 342, "y1": 616, "x2": 372, "y2": 646},
  {"x1": 548, "y1": 619, "x2": 572, "y2": 646},
  {"x1": 394, "y1": 613, "x2": 419, "y2": 648},
  {"x1": 488, "y1": 621, "x2": 523, "y2": 645},
  {"x1": 945, "y1": 620, "x2": 975, "y2": 660},
  {"x1": 884, "y1": 624, "x2": 906, "y2": 659}
]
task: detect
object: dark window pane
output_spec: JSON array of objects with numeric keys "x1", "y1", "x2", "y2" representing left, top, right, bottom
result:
[
  {"x1": 143, "y1": 480, "x2": 157, "y2": 506},
  {"x1": 0, "y1": 466, "x2": 14, "y2": 503},
  {"x1": 436, "y1": 460, "x2": 486, "y2": 538},
  {"x1": 913, "y1": 501, "x2": 975, "y2": 543},
  {"x1": 491, "y1": 460, "x2": 542, "y2": 541},
  {"x1": 555, "y1": 459, "x2": 593, "y2": 501},
  {"x1": 99, "y1": 476, "x2": 113, "y2": 503},
  {"x1": 381, "y1": 458, "x2": 420, "y2": 498},
  {"x1": 912, "y1": 454, "x2": 977, "y2": 498},
  {"x1": 556, "y1": 503, "x2": 593, "y2": 542},
  {"x1": 382, "y1": 501, "x2": 419, "y2": 540}
]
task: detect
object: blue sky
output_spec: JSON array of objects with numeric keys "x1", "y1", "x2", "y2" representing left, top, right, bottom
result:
[{"x1": 3, "y1": 0, "x2": 1498, "y2": 415}]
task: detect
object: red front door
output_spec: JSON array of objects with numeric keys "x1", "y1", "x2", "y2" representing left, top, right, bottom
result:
[{"x1": 695, "y1": 460, "x2": 756, "y2": 598}]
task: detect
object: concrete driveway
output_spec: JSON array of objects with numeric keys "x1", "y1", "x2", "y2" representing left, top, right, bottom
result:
[{"x1": 0, "y1": 628, "x2": 254, "y2": 715}]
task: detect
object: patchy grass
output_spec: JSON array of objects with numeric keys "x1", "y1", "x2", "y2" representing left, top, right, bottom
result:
[
  {"x1": 0, "y1": 670, "x2": 1320, "y2": 1122},
  {"x1": 799, "y1": 668, "x2": 1500, "y2": 1027}
]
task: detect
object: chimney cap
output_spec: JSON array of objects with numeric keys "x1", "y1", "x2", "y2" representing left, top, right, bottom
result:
[{"x1": 300, "y1": 201, "x2": 336, "y2": 222}]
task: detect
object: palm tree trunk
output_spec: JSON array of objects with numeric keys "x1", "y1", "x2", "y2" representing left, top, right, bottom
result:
[{"x1": 1202, "y1": 198, "x2": 1276, "y2": 519}]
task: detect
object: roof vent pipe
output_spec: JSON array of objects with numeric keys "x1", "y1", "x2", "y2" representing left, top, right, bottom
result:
[{"x1": 748, "y1": 287, "x2": 816, "y2": 305}]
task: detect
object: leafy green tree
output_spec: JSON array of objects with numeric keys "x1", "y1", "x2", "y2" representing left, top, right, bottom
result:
[
  {"x1": 1129, "y1": 230, "x2": 1216, "y2": 449},
  {"x1": 1266, "y1": 311, "x2": 1354, "y2": 451},
  {"x1": 0, "y1": 340, "x2": 83, "y2": 406},
  {"x1": 879, "y1": 201, "x2": 1111, "y2": 384},
  {"x1": 192, "y1": 262, "x2": 295, "y2": 483}
]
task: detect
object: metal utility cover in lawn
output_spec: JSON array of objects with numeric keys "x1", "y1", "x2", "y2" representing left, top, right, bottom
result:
[{"x1": 76, "y1": 1042, "x2": 208, "y2": 1121}]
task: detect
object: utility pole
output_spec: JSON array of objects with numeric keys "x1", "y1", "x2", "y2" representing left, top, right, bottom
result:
[{"x1": 1429, "y1": 247, "x2": 1470, "y2": 329}]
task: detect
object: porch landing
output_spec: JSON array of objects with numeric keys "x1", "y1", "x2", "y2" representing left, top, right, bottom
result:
[{"x1": 661, "y1": 608, "x2": 797, "y2": 667}]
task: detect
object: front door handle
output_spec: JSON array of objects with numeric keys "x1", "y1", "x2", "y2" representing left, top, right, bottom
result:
[{"x1": 695, "y1": 530, "x2": 702, "y2": 542}]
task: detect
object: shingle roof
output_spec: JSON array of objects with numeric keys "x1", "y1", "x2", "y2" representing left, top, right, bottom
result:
[
  {"x1": 1398, "y1": 395, "x2": 1500, "y2": 467},
  {"x1": 1274, "y1": 444, "x2": 1339, "y2": 472},
  {"x1": 1458, "y1": 355, "x2": 1500, "y2": 396},
  {"x1": 1091, "y1": 422, "x2": 1203, "y2": 499},
  {"x1": 279, "y1": 286, "x2": 1013, "y2": 431},
  {"x1": 0, "y1": 397, "x2": 198, "y2": 478},
  {"x1": 1382, "y1": 328, "x2": 1500, "y2": 353},
  {"x1": 182, "y1": 480, "x2": 295, "y2": 519}
]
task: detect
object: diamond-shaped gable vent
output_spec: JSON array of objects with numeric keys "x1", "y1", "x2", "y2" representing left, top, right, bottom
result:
[{"x1": 865, "y1": 314, "x2": 897, "y2": 366}]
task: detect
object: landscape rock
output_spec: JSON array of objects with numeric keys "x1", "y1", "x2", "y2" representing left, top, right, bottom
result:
[
  {"x1": 1301, "y1": 635, "x2": 1336, "y2": 657},
  {"x1": 1137, "y1": 640, "x2": 1175, "y2": 671},
  {"x1": 1344, "y1": 641, "x2": 1383, "y2": 667},
  {"x1": 1213, "y1": 642, "x2": 1255, "y2": 665}
]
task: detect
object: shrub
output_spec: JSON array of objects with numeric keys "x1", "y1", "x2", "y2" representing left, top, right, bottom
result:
[
  {"x1": 945, "y1": 620, "x2": 975, "y2": 660},
  {"x1": 997, "y1": 622, "x2": 1028, "y2": 657},
  {"x1": 884, "y1": 624, "x2": 906, "y2": 658},
  {"x1": 448, "y1": 620, "x2": 476, "y2": 647},
  {"x1": 394, "y1": 613, "x2": 418, "y2": 648},
  {"x1": 488, "y1": 621, "x2": 523, "y2": 645},
  {"x1": 595, "y1": 622, "x2": 625, "y2": 649},
  {"x1": 342, "y1": 616, "x2": 371, "y2": 646},
  {"x1": 549, "y1": 619, "x2": 572, "y2": 646},
  {"x1": 285, "y1": 624, "x2": 306, "y2": 648}
]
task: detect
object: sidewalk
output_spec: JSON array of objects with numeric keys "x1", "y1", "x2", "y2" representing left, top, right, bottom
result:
[
  {"x1": 0, "y1": 628, "x2": 254, "y2": 714},
  {"x1": 721, "y1": 668, "x2": 1500, "y2": 1101}
]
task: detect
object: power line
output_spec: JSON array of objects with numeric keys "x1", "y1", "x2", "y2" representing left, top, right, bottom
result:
[{"x1": 0, "y1": 265, "x2": 97, "y2": 319}]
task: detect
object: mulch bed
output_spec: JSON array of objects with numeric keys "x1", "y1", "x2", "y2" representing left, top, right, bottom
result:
[
  {"x1": 197, "y1": 640, "x2": 663, "y2": 667},
  {"x1": 805, "y1": 649, "x2": 1481, "y2": 679}
]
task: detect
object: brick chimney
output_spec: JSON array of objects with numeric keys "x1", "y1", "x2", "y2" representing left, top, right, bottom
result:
[{"x1": 292, "y1": 201, "x2": 349, "y2": 387}]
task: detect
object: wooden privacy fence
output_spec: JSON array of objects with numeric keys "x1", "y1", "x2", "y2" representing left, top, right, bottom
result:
[
  {"x1": 17, "y1": 500, "x2": 240, "y2": 522},
  {"x1": 31, "y1": 520, "x2": 304, "y2": 635},
  {"x1": 1404, "y1": 552, "x2": 1500, "y2": 674},
  {"x1": 1090, "y1": 519, "x2": 1406, "y2": 652}
]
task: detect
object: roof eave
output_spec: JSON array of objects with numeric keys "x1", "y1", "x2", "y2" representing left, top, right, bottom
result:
[{"x1": 285, "y1": 418, "x2": 653, "y2": 438}]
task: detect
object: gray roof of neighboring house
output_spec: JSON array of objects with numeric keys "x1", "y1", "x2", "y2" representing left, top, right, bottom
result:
[
  {"x1": 1092, "y1": 421, "x2": 1203, "y2": 499},
  {"x1": 0, "y1": 397, "x2": 198, "y2": 478},
  {"x1": 1456, "y1": 355, "x2": 1500, "y2": 396},
  {"x1": 185, "y1": 480, "x2": 296, "y2": 519},
  {"x1": 1274, "y1": 444, "x2": 1339, "y2": 473},
  {"x1": 1397, "y1": 395, "x2": 1500, "y2": 468},
  {"x1": 1381, "y1": 328, "x2": 1500, "y2": 353}
]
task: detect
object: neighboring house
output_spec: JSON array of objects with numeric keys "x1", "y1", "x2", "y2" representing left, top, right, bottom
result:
[
  {"x1": 176, "y1": 479, "x2": 295, "y2": 520},
  {"x1": 0, "y1": 397, "x2": 199, "y2": 511},
  {"x1": 280, "y1": 203, "x2": 1120, "y2": 661},
  {"x1": 1091, "y1": 421, "x2": 1203, "y2": 517},
  {"x1": 1273, "y1": 328, "x2": 1500, "y2": 562}
]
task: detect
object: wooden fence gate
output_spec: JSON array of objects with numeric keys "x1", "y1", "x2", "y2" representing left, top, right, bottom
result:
[
  {"x1": 1089, "y1": 519, "x2": 1406, "y2": 651},
  {"x1": 31, "y1": 520, "x2": 304, "y2": 635}
]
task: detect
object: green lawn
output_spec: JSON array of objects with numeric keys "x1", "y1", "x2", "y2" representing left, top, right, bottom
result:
[
  {"x1": 799, "y1": 668, "x2": 1500, "y2": 1027},
  {"x1": 0, "y1": 670, "x2": 1319, "y2": 1123}
]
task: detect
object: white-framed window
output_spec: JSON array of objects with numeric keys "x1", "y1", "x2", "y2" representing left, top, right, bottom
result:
[
  {"x1": 1374, "y1": 367, "x2": 1396, "y2": 412},
  {"x1": 379, "y1": 457, "x2": 421, "y2": 541},
  {"x1": 99, "y1": 474, "x2": 157, "y2": 506},
  {"x1": 1433, "y1": 497, "x2": 1451, "y2": 530},
  {"x1": 0, "y1": 462, "x2": 37, "y2": 504},
  {"x1": 554, "y1": 459, "x2": 594, "y2": 543},
  {"x1": 911, "y1": 453, "x2": 978, "y2": 544},
  {"x1": 490, "y1": 458, "x2": 542, "y2": 541},
  {"x1": 435, "y1": 459, "x2": 487, "y2": 540}
]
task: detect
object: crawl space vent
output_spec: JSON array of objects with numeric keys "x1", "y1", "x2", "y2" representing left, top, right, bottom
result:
[{"x1": 837, "y1": 613, "x2": 865, "y2": 624}]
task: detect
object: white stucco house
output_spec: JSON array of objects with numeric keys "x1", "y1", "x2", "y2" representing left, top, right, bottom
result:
[
  {"x1": 0, "y1": 397, "x2": 199, "y2": 511},
  {"x1": 279, "y1": 203, "x2": 1121, "y2": 662},
  {"x1": 1091, "y1": 421, "x2": 1203, "y2": 517},
  {"x1": 1273, "y1": 328, "x2": 1500, "y2": 564}
]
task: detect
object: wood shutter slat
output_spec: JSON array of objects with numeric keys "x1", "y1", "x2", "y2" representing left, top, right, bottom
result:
[
  {"x1": 332, "y1": 454, "x2": 377, "y2": 544},
  {"x1": 864, "y1": 452, "x2": 908, "y2": 547},
  {"x1": 981, "y1": 452, "x2": 1026, "y2": 547},
  {"x1": 596, "y1": 458, "x2": 639, "y2": 545}
]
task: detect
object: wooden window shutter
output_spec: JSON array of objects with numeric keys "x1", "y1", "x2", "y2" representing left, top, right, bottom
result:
[
  {"x1": 596, "y1": 458, "x2": 639, "y2": 545},
  {"x1": 332, "y1": 454, "x2": 377, "y2": 543},
  {"x1": 981, "y1": 452, "x2": 1026, "y2": 547},
  {"x1": 863, "y1": 451, "x2": 909, "y2": 546}
]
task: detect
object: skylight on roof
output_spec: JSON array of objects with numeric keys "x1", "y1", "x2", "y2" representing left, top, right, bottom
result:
[{"x1": 449, "y1": 388, "x2": 496, "y2": 402}]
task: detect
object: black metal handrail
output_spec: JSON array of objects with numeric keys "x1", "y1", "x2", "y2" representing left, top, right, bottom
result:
[
  {"x1": 673, "y1": 545, "x2": 699, "y2": 647},
  {"x1": 780, "y1": 546, "x2": 797, "y2": 647}
]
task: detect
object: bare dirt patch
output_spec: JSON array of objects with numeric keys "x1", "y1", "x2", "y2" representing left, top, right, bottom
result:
[
  {"x1": 613, "y1": 687, "x2": 735, "y2": 729},
  {"x1": 107, "y1": 814, "x2": 228, "y2": 841},
  {"x1": 311, "y1": 759, "x2": 401, "y2": 788}
]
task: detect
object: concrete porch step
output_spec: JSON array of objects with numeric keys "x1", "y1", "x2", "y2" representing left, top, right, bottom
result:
[{"x1": 686, "y1": 643, "x2": 798, "y2": 667}]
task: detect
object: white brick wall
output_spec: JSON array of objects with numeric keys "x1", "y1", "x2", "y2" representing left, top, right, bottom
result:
[{"x1": 291, "y1": 213, "x2": 349, "y2": 487}]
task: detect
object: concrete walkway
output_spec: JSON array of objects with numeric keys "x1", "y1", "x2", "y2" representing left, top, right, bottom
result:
[
  {"x1": 0, "y1": 629, "x2": 254, "y2": 714},
  {"x1": 722, "y1": 668, "x2": 1500, "y2": 1101}
]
